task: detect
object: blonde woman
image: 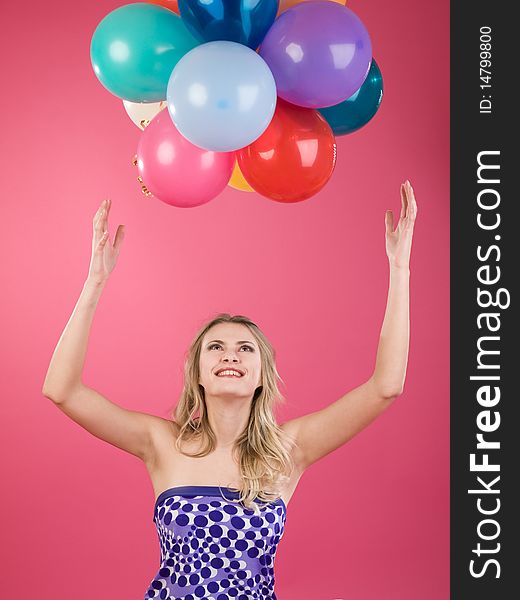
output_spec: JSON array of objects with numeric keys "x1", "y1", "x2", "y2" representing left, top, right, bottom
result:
[{"x1": 42, "y1": 181, "x2": 417, "y2": 600}]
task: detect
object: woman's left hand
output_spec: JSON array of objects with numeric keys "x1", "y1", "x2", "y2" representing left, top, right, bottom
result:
[{"x1": 385, "y1": 180, "x2": 418, "y2": 269}]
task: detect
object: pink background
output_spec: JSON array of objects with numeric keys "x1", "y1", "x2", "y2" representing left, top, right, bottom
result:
[{"x1": 0, "y1": 0, "x2": 449, "y2": 598}]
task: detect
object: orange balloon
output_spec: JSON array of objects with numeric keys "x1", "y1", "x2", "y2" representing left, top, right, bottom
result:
[
  {"x1": 278, "y1": 0, "x2": 346, "y2": 16},
  {"x1": 228, "y1": 161, "x2": 254, "y2": 192},
  {"x1": 237, "y1": 99, "x2": 337, "y2": 203},
  {"x1": 148, "y1": 0, "x2": 180, "y2": 15}
]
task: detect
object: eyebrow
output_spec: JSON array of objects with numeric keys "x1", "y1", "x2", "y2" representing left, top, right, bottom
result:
[{"x1": 207, "y1": 339, "x2": 257, "y2": 346}]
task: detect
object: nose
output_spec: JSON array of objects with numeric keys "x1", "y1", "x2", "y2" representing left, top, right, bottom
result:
[{"x1": 222, "y1": 350, "x2": 239, "y2": 363}]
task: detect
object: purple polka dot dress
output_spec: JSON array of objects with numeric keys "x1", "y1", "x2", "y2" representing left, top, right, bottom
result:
[{"x1": 144, "y1": 486, "x2": 287, "y2": 600}]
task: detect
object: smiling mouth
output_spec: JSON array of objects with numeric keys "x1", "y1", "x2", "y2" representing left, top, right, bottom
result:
[{"x1": 215, "y1": 370, "x2": 244, "y2": 378}]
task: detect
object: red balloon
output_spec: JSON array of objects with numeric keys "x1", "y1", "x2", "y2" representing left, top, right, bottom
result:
[
  {"x1": 147, "y1": 0, "x2": 179, "y2": 15},
  {"x1": 237, "y1": 99, "x2": 337, "y2": 202}
]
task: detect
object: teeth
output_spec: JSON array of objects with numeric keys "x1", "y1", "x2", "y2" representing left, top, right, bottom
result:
[{"x1": 217, "y1": 370, "x2": 242, "y2": 377}]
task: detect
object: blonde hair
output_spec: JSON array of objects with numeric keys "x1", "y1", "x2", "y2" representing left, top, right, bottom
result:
[{"x1": 170, "y1": 313, "x2": 297, "y2": 512}]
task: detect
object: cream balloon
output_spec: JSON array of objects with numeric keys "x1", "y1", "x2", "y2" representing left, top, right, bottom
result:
[{"x1": 123, "y1": 100, "x2": 167, "y2": 130}]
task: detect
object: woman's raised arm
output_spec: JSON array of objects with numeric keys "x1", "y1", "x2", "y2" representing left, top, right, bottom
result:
[
  {"x1": 41, "y1": 201, "x2": 161, "y2": 463},
  {"x1": 282, "y1": 181, "x2": 418, "y2": 471},
  {"x1": 42, "y1": 198, "x2": 124, "y2": 397}
]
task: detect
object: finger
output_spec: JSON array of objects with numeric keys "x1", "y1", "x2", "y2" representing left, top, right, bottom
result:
[
  {"x1": 403, "y1": 182, "x2": 412, "y2": 221},
  {"x1": 385, "y1": 210, "x2": 394, "y2": 234},
  {"x1": 94, "y1": 199, "x2": 107, "y2": 218},
  {"x1": 113, "y1": 224, "x2": 125, "y2": 253},
  {"x1": 97, "y1": 230, "x2": 109, "y2": 250},
  {"x1": 406, "y1": 181, "x2": 417, "y2": 221},
  {"x1": 97, "y1": 199, "x2": 111, "y2": 233},
  {"x1": 94, "y1": 200, "x2": 107, "y2": 230},
  {"x1": 400, "y1": 183, "x2": 407, "y2": 221},
  {"x1": 103, "y1": 198, "x2": 111, "y2": 230},
  {"x1": 94, "y1": 207, "x2": 106, "y2": 236}
]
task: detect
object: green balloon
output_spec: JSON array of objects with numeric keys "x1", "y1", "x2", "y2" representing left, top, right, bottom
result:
[
  {"x1": 318, "y1": 59, "x2": 384, "y2": 136},
  {"x1": 90, "y1": 3, "x2": 200, "y2": 102}
]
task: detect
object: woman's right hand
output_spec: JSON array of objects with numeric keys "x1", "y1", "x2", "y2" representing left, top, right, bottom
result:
[{"x1": 87, "y1": 199, "x2": 125, "y2": 285}]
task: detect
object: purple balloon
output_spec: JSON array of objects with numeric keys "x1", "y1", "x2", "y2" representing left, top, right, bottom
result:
[{"x1": 260, "y1": 1, "x2": 372, "y2": 109}]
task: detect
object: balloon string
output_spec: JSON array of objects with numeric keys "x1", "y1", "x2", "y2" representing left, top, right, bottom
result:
[
  {"x1": 132, "y1": 155, "x2": 152, "y2": 197},
  {"x1": 137, "y1": 176, "x2": 152, "y2": 197}
]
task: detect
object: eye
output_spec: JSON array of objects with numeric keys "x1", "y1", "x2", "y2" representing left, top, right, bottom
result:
[{"x1": 207, "y1": 343, "x2": 254, "y2": 351}]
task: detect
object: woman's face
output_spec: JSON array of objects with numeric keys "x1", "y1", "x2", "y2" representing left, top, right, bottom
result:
[{"x1": 199, "y1": 322, "x2": 262, "y2": 400}]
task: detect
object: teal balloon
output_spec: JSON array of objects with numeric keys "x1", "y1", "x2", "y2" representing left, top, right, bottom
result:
[
  {"x1": 90, "y1": 3, "x2": 199, "y2": 102},
  {"x1": 318, "y1": 59, "x2": 383, "y2": 135}
]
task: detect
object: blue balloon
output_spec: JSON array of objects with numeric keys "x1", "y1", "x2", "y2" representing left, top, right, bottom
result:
[
  {"x1": 178, "y1": 0, "x2": 278, "y2": 50},
  {"x1": 167, "y1": 41, "x2": 277, "y2": 152},
  {"x1": 90, "y1": 4, "x2": 199, "y2": 102},
  {"x1": 318, "y1": 59, "x2": 384, "y2": 135}
]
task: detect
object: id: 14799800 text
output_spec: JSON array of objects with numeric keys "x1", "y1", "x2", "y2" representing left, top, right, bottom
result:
[{"x1": 479, "y1": 26, "x2": 492, "y2": 114}]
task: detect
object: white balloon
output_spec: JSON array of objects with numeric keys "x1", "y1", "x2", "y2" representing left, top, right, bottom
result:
[{"x1": 123, "y1": 100, "x2": 167, "y2": 130}]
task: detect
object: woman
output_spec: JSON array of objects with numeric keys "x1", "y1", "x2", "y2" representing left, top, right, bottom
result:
[{"x1": 42, "y1": 181, "x2": 417, "y2": 600}]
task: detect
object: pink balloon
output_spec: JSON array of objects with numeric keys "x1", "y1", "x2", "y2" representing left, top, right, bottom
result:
[{"x1": 136, "y1": 109, "x2": 235, "y2": 207}]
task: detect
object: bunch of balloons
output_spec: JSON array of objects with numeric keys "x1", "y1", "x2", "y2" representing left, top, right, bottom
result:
[{"x1": 90, "y1": 0, "x2": 383, "y2": 208}]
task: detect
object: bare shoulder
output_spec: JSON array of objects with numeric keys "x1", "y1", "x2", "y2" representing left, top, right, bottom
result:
[
  {"x1": 280, "y1": 419, "x2": 298, "y2": 437},
  {"x1": 279, "y1": 419, "x2": 306, "y2": 473},
  {"x1": 150, "y1": 416, "x2": 178, "y2": 442},
  {"x1": 147, "y1": 414, "x2": 171, "y2": 430},
  {"x1": 146, "y1": 416, "x2": 179, "y2": 463}
]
